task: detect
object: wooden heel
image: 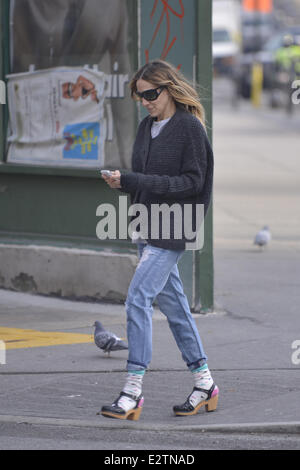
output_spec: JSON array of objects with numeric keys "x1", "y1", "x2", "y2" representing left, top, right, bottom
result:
[
  {"x1": 205, "y1": 393, "x2": 218, "y2": 412},
  {"x1": 101, "y1": 393, "x2": 144, "y2": 421},
  {"x1": 127, "y1": 406, "x2": 142, "y2": 421}
]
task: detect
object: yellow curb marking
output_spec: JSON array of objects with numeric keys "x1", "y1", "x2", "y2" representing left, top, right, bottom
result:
[{"x1": 0, "y1": 327, "x2": 94, "y2": 350}]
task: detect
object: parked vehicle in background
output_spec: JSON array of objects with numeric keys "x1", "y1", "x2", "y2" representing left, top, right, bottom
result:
[
  {"x1": 241, "y1": 10, "x2": 276, "y2": 53},
  {"x1": 213, "y1": 28, "x2": 240, "y2": 75},
  {"x1": 235, "y1": 25, "x2": 300, "y2": 99},
  {"x1": 213, "y1": 0, "x2": 242, "y2": 75},
  {"x1": 241, "y1": 0, "x2": 276, "y2": 53},
  {"x1": 258, "y1": 26, "x2": 300, "y2": 88}
]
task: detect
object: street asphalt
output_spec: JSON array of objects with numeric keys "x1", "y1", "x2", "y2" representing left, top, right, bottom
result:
[{"x1": 0, "y1": 78, "x2": 299, "y2": 450}]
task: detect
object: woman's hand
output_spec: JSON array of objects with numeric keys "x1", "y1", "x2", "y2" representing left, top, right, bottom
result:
[{"x1": 101, "y1": 170, "x2": 121, "y2": 189}]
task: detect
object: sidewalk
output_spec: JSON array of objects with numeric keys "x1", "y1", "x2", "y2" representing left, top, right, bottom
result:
[{"x1": 0, "y1": 278, "x2": 299, "y2": 434}]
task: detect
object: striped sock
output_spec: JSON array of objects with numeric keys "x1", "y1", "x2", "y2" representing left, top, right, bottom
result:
[
  {"x1": 118, "y1": 370, "x2": 145, "y2": 412},
  {"x1": 189, "y1": 364, "x2": 214, "y2": 408}
]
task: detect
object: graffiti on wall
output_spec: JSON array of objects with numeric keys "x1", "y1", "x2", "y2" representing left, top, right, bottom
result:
[{"x1": 145, "y1": 0, "x2": 185, "y2": 68}]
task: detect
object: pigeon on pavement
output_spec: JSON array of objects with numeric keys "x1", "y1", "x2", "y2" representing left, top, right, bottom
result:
[
  {"x1": 254, "y1": 226, "x2": 271, "y2": 249},
  {"x1": 93, "y1": 321, "x2": 128, "y2": 355}
]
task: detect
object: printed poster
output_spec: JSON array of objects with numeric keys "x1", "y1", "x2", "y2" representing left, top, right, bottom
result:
[{"x1": 6, "y1": 67, "x2": 106, "y2": 167}]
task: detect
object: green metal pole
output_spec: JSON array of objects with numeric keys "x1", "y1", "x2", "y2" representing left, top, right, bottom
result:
[
  {"x1": 194, "y1": 0, "x2": 214, "y2": 313},
  {"x1": 1, "y1": 0, "x2": 10, "y2": 161},
  {"x1": 0, "y1": 0, "x2": 4, "y2": 155}
]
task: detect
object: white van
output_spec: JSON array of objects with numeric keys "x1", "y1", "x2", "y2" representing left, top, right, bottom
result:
[{"x1": 213, "y1": 0, "x2": 242, "y2": 74}]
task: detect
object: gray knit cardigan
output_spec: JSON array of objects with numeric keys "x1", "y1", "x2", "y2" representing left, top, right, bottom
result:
[{"x1": 120, "y1": 107, "x2": 214, "y2": 250}]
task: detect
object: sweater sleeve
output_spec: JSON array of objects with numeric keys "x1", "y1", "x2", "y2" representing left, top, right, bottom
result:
[
  {"x1": 120, "y1": 123, "x2": 210, "y2": 199},
  {"x1": 118, "y1": 170, "x2": 134, "y2": 195},
  {"x1": 117, "y1": 118, "x2": 149, "y2": 196}
]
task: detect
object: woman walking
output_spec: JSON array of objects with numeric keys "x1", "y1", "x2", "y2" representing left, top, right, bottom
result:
[{"x1": 100, "y1": 60, "x2": 217, "y2": 420}]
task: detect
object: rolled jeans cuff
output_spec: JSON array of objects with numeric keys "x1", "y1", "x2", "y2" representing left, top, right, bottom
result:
[
  {"x1": 187, "y1": 358, "x2": 207, "y2": 371},
  {"x1": 127, "y1": 360, "x2": 147, "y2": 372}
]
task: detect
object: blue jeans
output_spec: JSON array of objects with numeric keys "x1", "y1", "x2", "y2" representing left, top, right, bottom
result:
[{"x1": 125, "y1": 242, "x2": 207, "y2": 372}]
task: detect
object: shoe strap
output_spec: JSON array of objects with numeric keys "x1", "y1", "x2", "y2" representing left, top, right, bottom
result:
[
  {"x1": 192, "y1": 383, "x2": 215, "y2": 399},
  {"x1": 119, "y1": 391, "x2": 141, "y2": 403}
]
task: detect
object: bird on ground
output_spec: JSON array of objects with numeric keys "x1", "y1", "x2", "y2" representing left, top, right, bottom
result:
[
  {"x1": 254, "y1": 226, "x2": 272, "y2": 250},
  {"x1": 93, "y1": 321, "x2": 128, "y2": 355}
]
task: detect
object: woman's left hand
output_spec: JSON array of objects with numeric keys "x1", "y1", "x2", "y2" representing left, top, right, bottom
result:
[{"x1": 101, "y1": 170, "x2": 121, "y2": 189}]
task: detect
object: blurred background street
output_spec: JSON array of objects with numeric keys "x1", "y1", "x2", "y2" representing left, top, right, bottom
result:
[
  {"x1": 213, "y1": 0, "x2": 300, "y2": 112},
  {"x1": 213, "y1": 75, "x2": 300, "y2": 250},
  {"x1": 212, "y1": 0, "x2": 300, "y2": 324}
]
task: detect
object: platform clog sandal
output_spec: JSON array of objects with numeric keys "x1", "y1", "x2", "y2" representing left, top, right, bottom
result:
[
  {"x1": 99, "y1": 391, "x2": 144, "y2": 421},
  {"x1": 173, "y1": 384, "x2": 219, "y2": 416}
]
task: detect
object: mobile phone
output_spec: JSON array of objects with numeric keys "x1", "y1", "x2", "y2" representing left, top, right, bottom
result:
[{"x1": 101, "y1": 170, "x2": 112, "y2": 177}]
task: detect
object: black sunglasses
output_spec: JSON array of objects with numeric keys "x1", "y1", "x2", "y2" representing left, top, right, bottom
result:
[{"x1": 135, "y1": 86, "x2": 165, "y2": 102}]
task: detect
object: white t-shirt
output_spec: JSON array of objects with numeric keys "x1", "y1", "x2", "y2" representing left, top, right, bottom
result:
[{"x1": 151, "y1": 117, "x2": 171, "y2": 139}]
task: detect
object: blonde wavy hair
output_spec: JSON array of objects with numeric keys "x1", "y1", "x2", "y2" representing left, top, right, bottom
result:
[{"x1": 130, "y1": 60, "x2": 206, "y2": 129}]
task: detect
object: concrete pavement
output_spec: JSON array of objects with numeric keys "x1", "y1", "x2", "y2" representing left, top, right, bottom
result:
[{"x1": 0, "y1": 270, "x2": 299, "y2": 438}]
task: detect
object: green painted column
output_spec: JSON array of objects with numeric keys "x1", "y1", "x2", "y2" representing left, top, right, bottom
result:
[
  {"x1": 194, "y1": 0, "x2": 214, "y2": 312},
  {"x1": 139, "y1": 0, "x2": 214, "y2": 312},
  {"x1": 139, "y1": 0, "x2": 197, "y2": 306}
]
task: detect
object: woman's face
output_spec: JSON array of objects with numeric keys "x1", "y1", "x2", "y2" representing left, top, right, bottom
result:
[{"x1": 136, "y1": 79, "x2": 175, "y2": 121}]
